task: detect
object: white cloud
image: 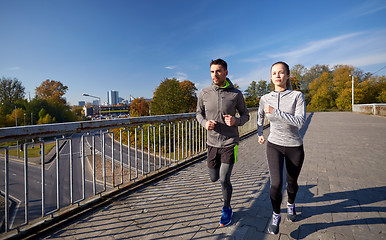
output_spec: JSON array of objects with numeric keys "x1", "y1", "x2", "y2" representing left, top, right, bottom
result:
[
  {"x1": 175, "y1": 72, "x2": 188, "y2": 80},
  {"x1": 165, "y1": 65, "x2": 177, "y2": 70},
  {"x1": 269, "y1": 32, "x2": 364, "y2": 59},
  {"x1": 8, "y1": 66, "x2": 21, "y2": 71},
  {"x1": 358, "y1": 5, "x2": 386, "y2": 16}
]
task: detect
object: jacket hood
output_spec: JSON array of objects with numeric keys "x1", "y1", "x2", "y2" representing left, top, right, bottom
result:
[{"x1": 211, "y1": 78, "x2": 234, "y2": 90}]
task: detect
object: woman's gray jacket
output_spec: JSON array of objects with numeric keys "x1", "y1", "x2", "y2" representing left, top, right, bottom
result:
[{"x1": 257, "y1": 89, "x2": 306, "y2": 147}]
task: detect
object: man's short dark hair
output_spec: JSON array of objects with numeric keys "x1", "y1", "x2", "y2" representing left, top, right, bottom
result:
[{"x1": 210, "y1": 58, "x2": 227, "y2": 70}]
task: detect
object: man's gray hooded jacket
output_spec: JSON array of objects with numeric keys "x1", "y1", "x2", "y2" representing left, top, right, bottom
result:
[{"x1": 196, "y1": 79, "x2": 250, "y2": 148}]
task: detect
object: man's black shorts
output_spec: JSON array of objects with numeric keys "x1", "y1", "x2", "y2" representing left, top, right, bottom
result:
[{"x1": 207, "y1": 145, "x2": 238, "y2": 169}]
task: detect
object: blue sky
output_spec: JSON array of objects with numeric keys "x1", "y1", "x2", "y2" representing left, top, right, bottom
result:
[{"x1": 1, "y1": 0, "x2": 386, "y2": 106}]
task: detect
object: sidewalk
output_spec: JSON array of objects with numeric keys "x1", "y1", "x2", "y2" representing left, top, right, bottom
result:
[{"x1": 39, "y1": 112, "x2": 385, "y2": 240}]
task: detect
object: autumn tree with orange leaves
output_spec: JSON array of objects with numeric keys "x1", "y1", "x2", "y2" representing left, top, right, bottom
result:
[
  {"x1": 35, "y1": 79, "x2": 68, "y2": 104},
  {"x1": 130, "y1": 97, "x2": 150, "y2": 117}
]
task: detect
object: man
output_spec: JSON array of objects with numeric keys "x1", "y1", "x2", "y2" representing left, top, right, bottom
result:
[{"x1": 196, "y1": 58, "x2": 250, "y2": 226}]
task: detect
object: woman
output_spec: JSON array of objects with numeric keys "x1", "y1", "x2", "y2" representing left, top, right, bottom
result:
[{"x1": 257, "y1": 61, "x2": 306, "y2": 235}]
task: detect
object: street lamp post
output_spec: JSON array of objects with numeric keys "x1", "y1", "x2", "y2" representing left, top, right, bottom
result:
[
  {"x1": 349, "y1": 75, "x2": 354, "y2": 107},
  {"x1": 82, "y1": 93, "x2": 101, "y2": 119}
]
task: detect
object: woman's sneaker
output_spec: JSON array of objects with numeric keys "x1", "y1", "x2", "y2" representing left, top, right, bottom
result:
[
  {"x1": 268, "y1": 212, "x2": 281, "y2": 234},
  {"x1": 287, "y1": 202, "x2": 297, "y2": 222},
  {"x1": 220, "y1": 206, "x2": 233, "y2": 226}
]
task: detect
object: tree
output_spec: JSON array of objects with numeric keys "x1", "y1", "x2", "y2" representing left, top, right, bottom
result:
[
  {"x1": 35, "y1": 79, "x2": 68, "y2": 104},
  {"x1": 37, "y1": 108, "x2": 55, "y2": 124},
  {"x1": 244, "y1": 81, "x2": 259, "y2": 108},
  {"x1": 244, "y1": 80, "x2": 272, "y2": 108},
  {"x1": 130, "y1": 98, "x2": 150, "y2": 117},
  {"x1": 290, "y1": 76, "x2": 301, "y2": 91},
  {"x1": 308, "y1": 72, "x2": 335, "y2": 110},
  {"x1": 303, "y1": 64, "x2": 331, "y2": 89},
  {"x1": 0, "y1": 77, "x2": 25, "y2": 113},
  {"x1": 356, "y1": 75, "x2": 386, "y2": 104},
  {"x1": 150, "y1": 78, "x2": 197, "y2": 115},
  {"x1": 179, "y1": 80, "x2": 198, "y2": 113},
  {"x1": 291, "y1": 64, "x2": 306, "y2": 90},
  {"x1": 332, "y1": 65, "x2": 355, "y2": 92},
  {"x1": 302, "y1": 64, "x2": 331, "y2": 105}
]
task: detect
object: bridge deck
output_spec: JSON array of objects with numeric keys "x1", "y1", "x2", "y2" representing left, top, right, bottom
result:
[{"x1": 38, "y1": 112, "x2": 386, "y2": 239}]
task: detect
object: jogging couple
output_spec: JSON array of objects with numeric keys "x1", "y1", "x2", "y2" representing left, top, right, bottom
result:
[{"x1": 196, "y1": 59, "x2": 306, "y2": 235}]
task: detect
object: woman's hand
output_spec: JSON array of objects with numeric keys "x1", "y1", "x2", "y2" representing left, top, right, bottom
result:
[
  {"x1": 258, "y1": 136, "x2": 265, "y2": 144},
  {"x1": 264, "y1": 105, "x2": 274, "y2": 114}
]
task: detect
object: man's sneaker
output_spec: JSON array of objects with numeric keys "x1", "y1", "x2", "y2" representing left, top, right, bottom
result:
[
  {"x1": 219, "y1": 206, "x2": 233, "y2": 226},
  {"x1": 287, "y1": 202, "x2": 297, "y2": 222},
  {"x1": 267, "y1": 212, "x2": 281, "y2": 235}
]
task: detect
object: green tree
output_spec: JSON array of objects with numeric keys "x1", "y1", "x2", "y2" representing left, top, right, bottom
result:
[
  {"x1": 37, "y1": 108, "x2": 55, "y2": 124},
  {"x1": 0, "y1": 77, "x2": 25, "y2": 117},
  {"x1": 150, "y1": 78, "x2": 197, "y2": 115},
  {"x1": 244, "y1": 81, "x2": 259, "y2": 108},
  {"x1": 0, "y1": 77, "x2": 25, "y2": 103},
  {"x1": 244, "y1": 80, "x2": 272, "y2": 108}
]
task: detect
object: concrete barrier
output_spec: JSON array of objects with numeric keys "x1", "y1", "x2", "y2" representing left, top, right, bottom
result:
[{"x1": 352, "y1": 103, "x2": 386, "y2": 116}]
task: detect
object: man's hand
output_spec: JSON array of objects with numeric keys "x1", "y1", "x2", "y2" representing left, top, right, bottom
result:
[
  {"x1": 205, "y1": 120, "x2": 217, "y2": 130},
  {"x1": 223, "y1": 115, "x2": 236, "y2": 126},
  {"x1": 258, "y1": 136, "x2": 265, "y2": 144}
]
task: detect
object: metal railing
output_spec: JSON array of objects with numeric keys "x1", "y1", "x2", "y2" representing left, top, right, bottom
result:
[{"x1": 0, "y1": 108, "x2": 257, "y2": 235}]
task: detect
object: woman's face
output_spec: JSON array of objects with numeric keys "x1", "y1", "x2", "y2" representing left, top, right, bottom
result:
[{"x1": 271, "y1": 63, "x2": 289, "y2": 90}]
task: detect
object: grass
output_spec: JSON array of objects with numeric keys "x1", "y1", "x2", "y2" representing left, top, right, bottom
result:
[{"x1": 7, "y1": 142, "x2": 56, "y2": 158}]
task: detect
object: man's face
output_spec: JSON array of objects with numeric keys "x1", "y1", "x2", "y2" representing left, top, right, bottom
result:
[{"x1": 210, "y1": 64, "x2": 228, "y2": 87}]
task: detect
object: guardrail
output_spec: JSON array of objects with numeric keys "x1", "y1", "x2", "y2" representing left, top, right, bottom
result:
[
  {"x1": 352, "y1": 103, "x2": 386, "y2": 116},
  {"x1": 0, "y1": 108, "x2": 258, "y2": 236}
]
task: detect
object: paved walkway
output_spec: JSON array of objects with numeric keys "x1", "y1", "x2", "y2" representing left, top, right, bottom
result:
[{"x1": 40, "y1": 112, "x2": 385, "y2": 240}]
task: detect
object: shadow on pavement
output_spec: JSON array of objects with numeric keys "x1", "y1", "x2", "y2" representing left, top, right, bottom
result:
[{"x1": 291, "y1": 185, "x2": 386, "y2": 239}]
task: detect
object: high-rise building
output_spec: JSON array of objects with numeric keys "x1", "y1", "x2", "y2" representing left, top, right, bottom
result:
[
  {"x1": 110, "y1": 90, "x2": 119, "y2": 105},
  {"x1": 78, "y1": 101, "x2": 85, "y2": 107}
]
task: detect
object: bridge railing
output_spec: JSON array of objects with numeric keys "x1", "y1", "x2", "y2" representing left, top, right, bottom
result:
[{"x1": 0, "y1": 108, "x2": 257, "y2": 235}]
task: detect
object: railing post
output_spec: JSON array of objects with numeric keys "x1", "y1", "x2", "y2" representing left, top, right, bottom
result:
[
  {"x1": 41, "y1": 141, "x2": 45, "y2": 217},
  {"x1": 24, "y1": 143, "x2": 29, "y2": 224},
  {"x1": 3, "y1": 147, "x2": 9, "y2": 232},
  {"x1": 69, "y1": 138, "x2": 73, "y2": 204}
]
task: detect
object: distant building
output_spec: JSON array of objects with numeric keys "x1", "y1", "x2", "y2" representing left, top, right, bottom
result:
[
  {"x1": 110, "y1": 90, "x2": 119, "y2": 105},
  {"x1": 83, "y1": 107, "x2": 94, "y2": 117},
  {"x1": 78, "y1": 101, "x2": 85, "y2": 107},
  {"x1": 92, "y1": 100, "x2": 99, "y2": 106}
]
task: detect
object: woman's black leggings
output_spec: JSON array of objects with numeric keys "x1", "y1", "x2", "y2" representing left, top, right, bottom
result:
[{"x1": 266, "y1": 141, "x2": 304, "y2": 214}]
